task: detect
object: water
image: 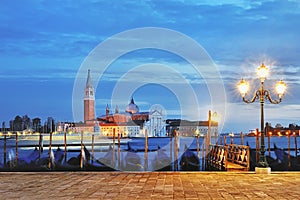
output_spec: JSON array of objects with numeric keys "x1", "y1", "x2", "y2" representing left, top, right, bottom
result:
[{"x1": 0, "y1": 133, "x2": 298, "y2": 171}]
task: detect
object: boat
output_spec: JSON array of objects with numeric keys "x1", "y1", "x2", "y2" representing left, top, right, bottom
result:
[
  {"x1": 5, "y1": 148, "x2": 49, "y2": 171},
  {"x1": 179, "y1": 145, "x2": 200, "y2": 171},
  {"x1": 122, "y1": 148, "x2": 143, "y2": 171},
  {"x1": 152, "y1": 146, "x2": 172, "y2": 171},
  {"x1": 127, "y1": 140, "x2": 159, "y2": 152},
  {"x1": 273, "y1": 144, "x2": 300, "y2": 171},
  {"x1": 95, "y1": 145, "x2": 117, "y2": 171}
]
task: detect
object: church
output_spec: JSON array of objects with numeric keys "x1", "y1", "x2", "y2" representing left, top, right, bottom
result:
[
  {"x1": 70, "y1": 69, "x2": 167, "y2": 137},
  {"x1": 57, "y1": 69, "x2": 217, "y2": 138}
]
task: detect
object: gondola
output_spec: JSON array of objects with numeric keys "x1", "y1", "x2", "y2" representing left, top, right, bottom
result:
[
  {"x1": 5, "y1": 147, "x2": 49, "y2": 171},
  {"x1": 96, "y1": 145, "x2": 117, "y2": 171},
  {"x1": 273, "y1": 144, "x2": 300, "y2": 171},
  {"x1": 122, "y1": 148, "x2": 143, "y2": 171},
  {"x1": 179, "y1": 145, "x2": 200, "y2": 171},
  {"x1": 152, "y1": 146, "x2": 172, "y2": 171}
]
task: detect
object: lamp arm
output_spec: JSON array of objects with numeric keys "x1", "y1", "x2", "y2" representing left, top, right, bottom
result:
[
  {"x1": 242, "y1": 90, "x2": 259, "y2": 103},
  {"x1": 265, "y1": 90, "x2": 281, "y2": 104}
]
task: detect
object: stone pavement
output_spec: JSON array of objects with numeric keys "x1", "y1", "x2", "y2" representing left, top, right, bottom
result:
[{"x1": 0, "y1": 172, "x2": 300, "y2": 200}]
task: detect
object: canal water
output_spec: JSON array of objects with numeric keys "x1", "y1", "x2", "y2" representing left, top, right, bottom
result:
[{"x1": 0, "y1": 133, "x2": 298, "y2": 171}]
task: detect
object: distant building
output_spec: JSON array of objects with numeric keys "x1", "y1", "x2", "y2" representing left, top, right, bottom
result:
[
  {"x1": 56, "y1": 70, "x2": 97, "y2": 133},
  {"x1": 84, "y1": 69, "x2": 95, "y2": 125},
  {"x1": 56, "y1": 70, "x2": 219, "y2": 137},
  {"x1": 100, "y1": 123, "x2": 140, "y2": 137},
  {"x1": 166, "y1": 119, "x2": 218, "y2": 137},
  {"x1": 143, "y1": 105, "x2": 167, "y2": 137},
  {"x1": 97, "y1": 96, "x2": 170, "y2": 137}
]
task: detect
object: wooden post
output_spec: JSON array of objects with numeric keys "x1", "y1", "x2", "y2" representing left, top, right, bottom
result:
[
  {"x1": 295, "y1": 132, "x2": 298, "y2": 158},
  {"x1": 118, "y1": 132, "x2": 120, "y2": 169},
  {"x1": 174, "y1": 130, "x2": 178, "y2": 171},
  {"x1": 15, "y1": 132, "x2": 18, "y2": 165},
  {"x1": 201, "y1": 142, "x2": 205, "y2": 170},
  {"x1": 112, "y1": 128, "x2": 115, "y2": 167},
  {"x1": 220, "y1": 136, "x2": 223, "y2": 145},
  {"x1": 4, "y1": 134, "x2": 6, "y2": 167},
  {"x1": 230, "y1": 136, "x2": 233, "y2": 144},
  {"x1": 39, "y1": 132, "x2": 43, "y2": 160},
  {"x1": 170, "y1": 132, "x2": 173, "y2": 171},
  {"x1": 206, "y1": 110, "x2": 211, "y2": 155},
  {"x1": 92, "y1": 134, "x2": 95, "y2": 163},
  {"x1": 288, "y1": 132, "x2": 291, "y2": 168},
  {"x1": 224, "y1": 135, "x2": 226, "y2": 146},
  {"x1": 80, "y1": 131, "x2": 83, "y2": 169},
  {"x1": 240, "y1": 132, "x2": 244, "y2": 145},
  {"x1": 196, "y1": 134, "x2": 200, "y2": 159},
  {"x1": 144, "y1": 129, "x2": 148, "y2": 171},
  {"x1": 205, "y1": 134, "x2": 209, "y2": 161},
  {"x1": 268, "y1": 131, "x2": 271, "y2": 157},
  {"x1": 48, "y1": 131, "x2": 53, "y2": 169},
  {"x1": 64, "y1": 131, "x2": 67, "y2": 162}
]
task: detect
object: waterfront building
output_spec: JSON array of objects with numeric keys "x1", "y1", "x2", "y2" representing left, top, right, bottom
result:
[
  {"x1": 100, "y1": 123, "x2": 140, "y2": 137},
  {"x1": 166, "y1": 119, "x2": 218, "y2": 137},
  {"x1": 56, "y1": 70, "x2": 97, "y2": 133},
  {"x1": 143, "y1": 104, "x2": 167, "y2": 137},
  {"x1": 56, "y1": 70, "x2": 217, "y2": 137}
]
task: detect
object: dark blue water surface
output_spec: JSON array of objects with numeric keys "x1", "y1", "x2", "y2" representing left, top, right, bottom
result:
[{"x1": 0, "y1": 133, "x2": 298, "y2": 171}]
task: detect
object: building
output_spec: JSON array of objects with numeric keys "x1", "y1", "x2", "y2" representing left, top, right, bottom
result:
[
  {"x1": 57, "y1": 70, "x2": 218, "y2": 137},
  {"x1": 166, "y1": 119, "x2": 218, "y2": 137},
  {"x1": 84, "y1": 69, "x2": 95, "y2": 125},
  {"x1": 143, "y1": 104, "x2": 167, "y2": 137},
  {"x1": 100, "y1": 123, "x2": 140, "y2": 137},
  {"x1": 56, "y1": 70, "x2": 97, "y2": 133}
]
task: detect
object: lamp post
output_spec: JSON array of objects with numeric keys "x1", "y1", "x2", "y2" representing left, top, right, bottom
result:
[{"x1": 238, "y1": 63, "x2": 286, "y2": 170}]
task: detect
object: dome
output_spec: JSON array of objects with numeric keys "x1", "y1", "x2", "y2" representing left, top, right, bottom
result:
[{"x1": 125, "y1": 98, "x2": 139, "y2": 114}]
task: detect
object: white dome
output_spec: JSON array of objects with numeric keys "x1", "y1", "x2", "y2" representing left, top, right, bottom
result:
[{"x1": 125, "y1": 98, "x2": 139, "y2": 114}]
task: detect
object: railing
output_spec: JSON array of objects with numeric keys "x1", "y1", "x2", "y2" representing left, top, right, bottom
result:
[{"x1": 207, "y1": 144, "x2": 250, "y2": 171}]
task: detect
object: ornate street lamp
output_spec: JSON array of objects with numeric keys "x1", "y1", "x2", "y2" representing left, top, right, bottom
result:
[{"x1": 238, "y1": 63, "x2": 286, "y2": 170}]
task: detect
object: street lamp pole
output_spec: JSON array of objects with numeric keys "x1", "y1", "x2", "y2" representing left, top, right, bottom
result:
[{"x1": 238, "y1": 63, "x2": 286, "y2": 169}]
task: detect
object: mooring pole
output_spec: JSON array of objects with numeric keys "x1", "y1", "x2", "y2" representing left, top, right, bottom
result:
[
  {"x1": 144, "y1": 129, "x2": 148, "y2": 171},
  {"x1": 117, "y1": 132, "x2": 120, "y2": 169},
  {"x1": 112, "y1": 128, "x2": 115, "y2": 167},
  {"x1": 92, "y1": 134, "x2": 95, "y2": 163},
  {"x1": 80, "y1": 131, "x2": 84, "y2": 169},
  {"x1": 4, "y1": 134, "x2": 7, "y2": 167},
  {"x1": 170, "y1": 132, "x2": 173, "y2": 171},
  {"x1": 48, "y1": 131, "x2": 53, "y2": 169},
  {"x1": 15, "y1": 132, "x2": 18, "y2": 165},
  {"x1": 64, "y1": 131, "x2": 67, "y2": 162},
  {"x1": 295, "y1": 132, "x2": 298, "y2": 158},
  {"x1": 196, "y1": 134, "x2": 200, "y2": 159}
]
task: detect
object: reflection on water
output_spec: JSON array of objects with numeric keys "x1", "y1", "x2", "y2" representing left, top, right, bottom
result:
[{"x1": 0, "y1": 133, "x2": 299, "y2": 171}]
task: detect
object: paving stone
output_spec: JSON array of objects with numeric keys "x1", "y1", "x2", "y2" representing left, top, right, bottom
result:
[{"x1": 0, "y1": 172, "x2": 300, "y2": 199}]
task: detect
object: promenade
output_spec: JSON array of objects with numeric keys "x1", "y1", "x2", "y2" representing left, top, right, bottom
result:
[{"x1": 0, "y1": 172, "x2": 299, "y2": 199}]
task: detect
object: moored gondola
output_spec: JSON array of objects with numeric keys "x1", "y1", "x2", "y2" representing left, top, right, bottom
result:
[
  {"x1": 152, "y1": 146, "x2": 172, "y2": 171},
  {"x1": 179, "y1": 145, "x2": 200, "y2": 171}
]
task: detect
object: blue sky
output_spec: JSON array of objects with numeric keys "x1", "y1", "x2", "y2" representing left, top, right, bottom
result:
[{"x1": 0, "y1": 0, "x2": 299, "y2": 133}]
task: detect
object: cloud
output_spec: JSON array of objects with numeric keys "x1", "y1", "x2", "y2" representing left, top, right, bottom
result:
[{"x1": 1, "y1": 0, "x2": 300, "y2": 131}]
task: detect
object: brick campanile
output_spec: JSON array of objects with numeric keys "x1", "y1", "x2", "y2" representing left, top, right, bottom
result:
[{"x1": 84, "y1": 69, "x2": 95, "y2": 124}]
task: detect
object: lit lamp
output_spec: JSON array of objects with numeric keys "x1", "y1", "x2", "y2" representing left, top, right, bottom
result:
[{"x1": 238, "y1": 63, "x2": 286, "y2": 173}]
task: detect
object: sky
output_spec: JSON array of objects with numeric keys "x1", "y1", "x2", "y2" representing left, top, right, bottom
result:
[{"x1": 0, "y1": 0, "x2": 299, "y2": 133}]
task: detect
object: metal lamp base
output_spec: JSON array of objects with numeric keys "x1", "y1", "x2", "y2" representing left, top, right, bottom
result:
[{"x1": 255, "y1": 167, "x2": 271, "y2": 174}]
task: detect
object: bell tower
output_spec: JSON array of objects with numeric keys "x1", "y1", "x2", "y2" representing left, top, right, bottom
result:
[{"x1": 84, "y1": 69, "x2": 95, "y2": 124}]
